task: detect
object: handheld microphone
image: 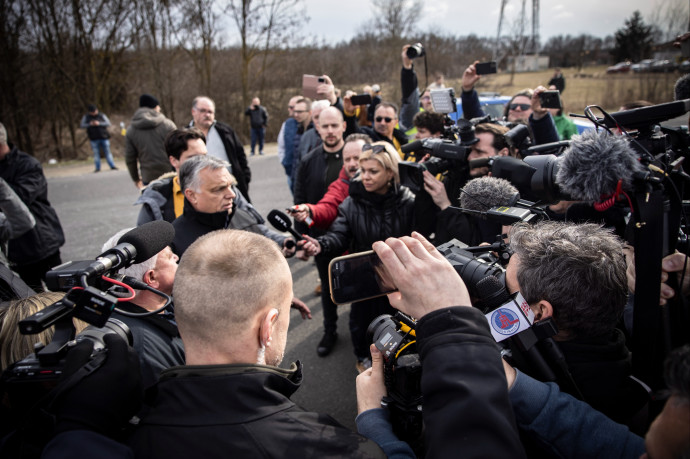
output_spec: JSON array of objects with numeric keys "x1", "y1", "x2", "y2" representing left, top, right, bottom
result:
[
  {"x1": 267, "y1": 210, "x2": 303, "y2": 241},
  {"x1": 84, "y1": 220, "x2": 175, "y2": 278},
  {"x1": 474, "y1": 275, "x2": 535, "y2": 342},
  {"x1": 556, "y1": 129, "x2": 646, "y2": 202}
]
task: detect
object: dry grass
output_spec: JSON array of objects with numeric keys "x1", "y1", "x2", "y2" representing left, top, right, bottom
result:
[{"x1": 442, "y1": 66, "x2": 681, "y2": 116}]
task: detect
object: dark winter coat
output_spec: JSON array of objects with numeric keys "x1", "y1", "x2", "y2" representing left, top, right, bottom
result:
[{"x1": 0, "y1": 146, "x2": 64, "y2": 265}]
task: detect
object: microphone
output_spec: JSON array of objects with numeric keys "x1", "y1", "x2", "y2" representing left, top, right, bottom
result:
[
  {"x1": 474, "y1": 275, "x2": 535, "y2": 342},
  {"x1": 460, "y1": 176, "x2": 520, "y2": 212},
  {"x1": 85, "y1": 221, "x2": 175, "y2": 278},
  {"x1": 267, "y1": 210, "x2": 303, "y2": 241},
  {"x1": 455, "y1": 176, "x2": 535, "y2": 224},
  {"x1": 556, "y1": 129, "x2": 646, "y2": 202}
]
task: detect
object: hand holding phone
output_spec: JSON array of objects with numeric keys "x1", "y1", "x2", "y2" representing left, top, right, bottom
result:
[
  {"x1": 329, "y1": 251, "x2": 398, "y2": 305},
  {"x1": 350, "y1": 94, "x2": 373, "y2": 106},
  {"x1": 475, "y1": 61, "x2": 497, "y2": 75},
  {"x1": 538, "y1": 90, "x2": 562, "y2": 109}
]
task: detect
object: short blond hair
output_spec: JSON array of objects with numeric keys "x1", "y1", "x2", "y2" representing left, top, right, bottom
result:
[
  {"x1": 173, "y1": 230, "x2": 291, "y2": 347},
  {"x1": 359, "y1": 141, "x2": 400, "y2": 185}
]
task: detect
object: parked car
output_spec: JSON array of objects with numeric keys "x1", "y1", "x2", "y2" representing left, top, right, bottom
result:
[
  {"x1": 607, "y1": 61, "x2": 632, "y2": 74},
  {"x1": 449, "y1": 92, "x2": 512, "y2": 122},
  {"x1": 631, "y1": 59, "x2": 656, "y2": 73},
  {"x1": 680, "y1": 60, "x2": 690, "y2": 73},
  {"x1": 651, "y1": 60, "x2": 677, "y2": 73}
]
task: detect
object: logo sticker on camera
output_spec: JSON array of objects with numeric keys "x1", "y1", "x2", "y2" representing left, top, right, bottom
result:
[{"x1": 485, "y1": 292, "x2": 534, "y2": 342}]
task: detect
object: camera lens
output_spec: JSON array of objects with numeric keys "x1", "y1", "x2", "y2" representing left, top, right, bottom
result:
[{"x1": 406, "y1": 43, "x2": 425, "y2": 59}]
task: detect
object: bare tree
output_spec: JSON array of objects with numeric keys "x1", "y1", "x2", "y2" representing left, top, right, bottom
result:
[
  {"x1": 649, "y1": 0, "x2": 689, "y2": 42},
  {"x1": 369, "y1": 0, "x2": 423, "y2": 40},
  {"x1": 224, "y1": 0, "x2": 307, "y2": 110}
]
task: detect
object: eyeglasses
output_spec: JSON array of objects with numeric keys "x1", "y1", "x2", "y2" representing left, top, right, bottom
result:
[
  {"x1": 421, "y1": 96, "x2": 431, "y2": 101},
  {"x1": 293, "y1": 110, "x2": 307, "y2": 114},
  {"x1": 362, "y1": 144, "x2": 387, "y2": 154},
  {"x1": 375, "y1": 116, "x2": 394, "y2": 123},
  {"x1": 509, "y1": 103, "x2": 530, "y2": 111}
]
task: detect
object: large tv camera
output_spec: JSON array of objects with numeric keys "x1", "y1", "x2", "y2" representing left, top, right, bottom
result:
[
  {"x1": 1, "y1": 221, "x2": 174, "y2": 396},
  {"x1": 474, "y1": 100, "x2": 690, "y2": 389},
  {"x1": 398, "y1": 118, "x2": 479, "y2": 193}
]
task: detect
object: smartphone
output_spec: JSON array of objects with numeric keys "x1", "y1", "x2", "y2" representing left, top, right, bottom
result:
[
  {"x1": 539, "y1": 90, "x2": 562, "y2": 109},
  {"x1": 302, "y1": 74, "x2": 323, "y2": 100},
  {"x1": 475, "y1": 61, "x2": 497, "y2": 75},
  {"x1": 350, "y1": 94, "x2": 372, "y2": 106},
  {"x1": 329, "y1": 250, "x2": 398, "y2": 305}
]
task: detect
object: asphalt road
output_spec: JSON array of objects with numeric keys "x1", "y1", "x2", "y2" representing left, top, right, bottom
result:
[{"x1": 46, "y1": 147, "x2": 360, "y2": 431}]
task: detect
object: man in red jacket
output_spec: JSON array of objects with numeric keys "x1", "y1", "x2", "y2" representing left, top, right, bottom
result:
[{"x1": 292, "y1": 133, "x2": 370, "y2": 230}]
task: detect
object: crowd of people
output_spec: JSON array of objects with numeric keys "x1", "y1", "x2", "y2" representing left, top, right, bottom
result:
[{"x1": 0, "y1": 41, "x2": 689, "y2": 458}]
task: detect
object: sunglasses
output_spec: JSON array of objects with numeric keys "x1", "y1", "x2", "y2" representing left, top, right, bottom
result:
[
  {"x1": 375, "y1": 116, "x2": 394, "y2": 123},
  {"x1": 509, "y1": 103, "x2": 531, "y2": 111},
  {"x1": 362, "y1": 144, "x2": 387, "y2": 154}
]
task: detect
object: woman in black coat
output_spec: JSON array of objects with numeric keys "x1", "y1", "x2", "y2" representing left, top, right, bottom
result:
[{"x1": 302, "y1": 142, "x2": 416, "y2": 372}]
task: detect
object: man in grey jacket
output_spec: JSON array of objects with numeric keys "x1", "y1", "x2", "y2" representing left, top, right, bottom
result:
[{"x1": 125, "y1": 94, "x2": 176, "y2": 189}]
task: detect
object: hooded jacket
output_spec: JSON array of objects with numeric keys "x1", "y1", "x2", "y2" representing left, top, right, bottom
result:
[{"x1": 125, "y1": 108, "x2": 176, "y2": 184}]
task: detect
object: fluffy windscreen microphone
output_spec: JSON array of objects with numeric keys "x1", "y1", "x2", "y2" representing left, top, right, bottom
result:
[
  {"x1": 460, "y1": 176, "x2": 520, "y2": 212},
  {"x1": 556, "y1": 129, "x2": 645, "y2": 202},
  {"x1": 117, "y1": 220, "x2": 175, "y2": 263}
]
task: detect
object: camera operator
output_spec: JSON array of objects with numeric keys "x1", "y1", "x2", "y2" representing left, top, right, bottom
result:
[
  {"x1": 399, "y1": 44, "x2": 423, "y2": 139},
  {"x1": 370, "y1": 232, "x2": 526, "y2": 458},
  {"x1": 505, "y1": 221, "x2": 649, "y2": 426},
  {"x1": 427, "y1": 123, "x2": 511, "y2": 245},
  {"x1": 411, "y1": 111, "x2": 444, "y2": 140},
  {"x1": 100, "y1": 230, "x2": 184, "y2": 389},
  {"x1": 460, "y1": 61, "x2": 559, "y2": 147}
]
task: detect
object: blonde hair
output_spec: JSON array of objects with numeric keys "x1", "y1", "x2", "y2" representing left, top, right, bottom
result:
[
  {"x1": 0, "y1": 293, "x2": 88, "y2": 371},
  {"x1": 359, "y1": 141, "x2": 400, "y2": 185}
]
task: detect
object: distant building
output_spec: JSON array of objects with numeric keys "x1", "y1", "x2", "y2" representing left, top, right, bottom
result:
[{"x1": 507, "y1": 54, "x2": 550, "y2": 72}]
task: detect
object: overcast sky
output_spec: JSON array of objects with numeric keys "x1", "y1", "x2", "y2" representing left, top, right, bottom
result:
[{"x1": 299, "y1": 0, "x2": 677, "y2": 45}]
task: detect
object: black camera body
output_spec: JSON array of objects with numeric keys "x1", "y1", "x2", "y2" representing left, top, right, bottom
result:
[{"x1": 406, "y1": 43, "x2": 425, "y2": 59}]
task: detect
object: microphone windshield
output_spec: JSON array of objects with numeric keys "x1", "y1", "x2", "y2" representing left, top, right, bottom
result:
[
  {"x1": 118, "y1": 220, "x2": 175, "y2": 263},
  {"x1": 556, "y1": 129, "x2": 645, "y2": 202},
  {"x1": 267, "y1": 210, "x2": 292, "y2": 232},
  {"x1": 460, "y1": 176, "x2": 520, "y2": 212}
]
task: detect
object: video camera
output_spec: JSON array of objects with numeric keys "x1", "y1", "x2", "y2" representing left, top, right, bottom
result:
[
  {"x1": 398, "y1": 119, "x2": 479, "y2": 193},
  {"x1": 1, "y1": 221, "x2": 174, "y2": 392}
]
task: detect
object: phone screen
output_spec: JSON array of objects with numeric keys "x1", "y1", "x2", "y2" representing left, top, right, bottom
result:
[
  {"x1": 475, "y1": 61, "x2": 497, "y2": 75},
  {"x1": 329, "y1": 250, "x2": 398, "y2": 305}
]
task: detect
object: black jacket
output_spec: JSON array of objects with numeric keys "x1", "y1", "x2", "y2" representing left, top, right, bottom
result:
[
  {"x1": 0, "y1": 146, "x2": 64, "y2": 265},
  {"x1": 557, "y1": 329, "x2": 648, "y2": 426},
  {"x1": 112, "y1": 302, "x2": 185, "y2": 389},
  {"x1": 416, "y1": 307, "x2": 527, "y2": 458},
  {"x1": 171, "y1": 199, "x2": 228, "y2": 257},
  {"x1": 317, "y1": 180, "x2": 415, "y2": 255},
  {"x1": 128, "y1": 362, "x2": 385, "y2": 458},
  {"x1": 293, "y1": 145, "x2": 343, "y2": 236}
]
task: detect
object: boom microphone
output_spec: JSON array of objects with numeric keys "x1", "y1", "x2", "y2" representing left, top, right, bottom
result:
[
  {"x1": 267, "y1": 209, "x2": 303, "y2": 241},
  {"x1": 85, "y1": 220, "x2": 175, "y2": 278},
  {"x1": 460, "y1": 176, "x2": 520, "y2": 212},
  {"x1": 556, "y1": 129, "x2": 646, "y2": 202}
]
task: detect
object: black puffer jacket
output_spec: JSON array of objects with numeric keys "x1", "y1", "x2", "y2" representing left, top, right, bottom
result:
[{"x1": 318, "y1": 179, "x2": 415, "y2": 255}]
